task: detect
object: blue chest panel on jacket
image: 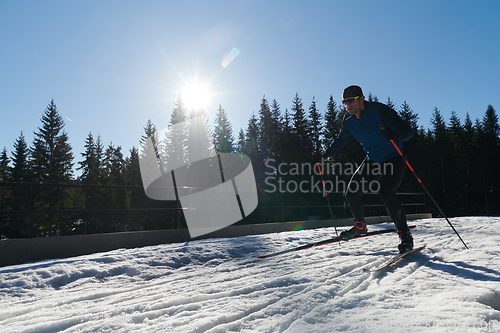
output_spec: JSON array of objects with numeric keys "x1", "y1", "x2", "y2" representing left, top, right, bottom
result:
[{"x1": 344, "y1": 103, "x2": 403, "y2": 162}]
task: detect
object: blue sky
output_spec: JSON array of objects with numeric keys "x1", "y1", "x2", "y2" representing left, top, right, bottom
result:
[{"x1": 1, "y1": 0, "x2": 499, "y2": 167}]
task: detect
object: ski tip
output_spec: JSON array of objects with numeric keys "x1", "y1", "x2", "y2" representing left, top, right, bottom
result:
[
  {"x1": 365, "y1": 244, "x2": 427, "y2": 272},
  {"x1": 257, "y1": 255, "x2": 267, "y2": 259}
]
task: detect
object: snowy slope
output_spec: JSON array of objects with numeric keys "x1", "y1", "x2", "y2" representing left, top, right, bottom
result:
[{"x1": 1, "y1": 217, "x2": 499, "y2": 333}]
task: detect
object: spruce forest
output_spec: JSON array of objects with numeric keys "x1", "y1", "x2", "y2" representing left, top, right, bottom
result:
[{"x1": 0, "y1": 93, "x2": 499, "y2": 239}]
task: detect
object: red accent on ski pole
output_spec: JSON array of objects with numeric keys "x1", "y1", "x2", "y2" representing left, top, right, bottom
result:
[
  {"x1": 384, "y1": 133, "x2": 468, "y2": 250},
  {"x1": 388, "y1": 139, "x2": 419, "y2": 177},
  {"x1": 381, "y1": 125, "x2": 417, "y2": 174},
  {"x1": 316, "y1": 162, "x2": 327, "y2": 195}
]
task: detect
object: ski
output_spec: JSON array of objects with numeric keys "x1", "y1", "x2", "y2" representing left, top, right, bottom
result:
[
  {"x1": 257, "y1": 225, "x2": 416, "y2": 259},
  {"x1": 363, "y1": 244, "x2": 426, "y2": 272}
]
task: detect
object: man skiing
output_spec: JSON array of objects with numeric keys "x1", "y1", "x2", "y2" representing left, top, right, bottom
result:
[{"x1": 320, "y1": 85, "x2": 414, "y2": 253}]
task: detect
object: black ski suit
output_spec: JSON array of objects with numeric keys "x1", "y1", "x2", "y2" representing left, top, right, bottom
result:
[{"x1": 325, "y1": 101, "x2": 414, "y2": 232}]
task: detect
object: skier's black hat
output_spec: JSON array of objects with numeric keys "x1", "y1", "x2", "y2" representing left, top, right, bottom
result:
[{"x1": 342, "y1": 85, "x2": 363, "y2": 100}]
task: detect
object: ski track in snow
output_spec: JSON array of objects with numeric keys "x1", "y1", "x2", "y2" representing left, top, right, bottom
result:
[{"x1": 1, "y1": 217, "x2": 500, "y2": 332}]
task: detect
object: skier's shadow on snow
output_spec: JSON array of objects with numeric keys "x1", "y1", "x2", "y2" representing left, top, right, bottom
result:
[{"x1": 426, "y1": 259, "x2": 500, "y2": 282}]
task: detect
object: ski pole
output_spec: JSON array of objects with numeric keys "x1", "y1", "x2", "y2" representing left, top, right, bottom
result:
[
  {"x1": 316, "y1": 160, "x2": 339, "y2": 239},
  {"x1": 383, "y1": 128, "x2": 469, "y2": 250}
]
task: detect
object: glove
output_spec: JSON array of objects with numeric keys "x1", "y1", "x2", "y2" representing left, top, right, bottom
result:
[
  {"x1": 380, "y1": 126, "x2": 401, "y2": 141},
  {"x1": 312, "y1": 151, "x2": 326, "y2": 163}
]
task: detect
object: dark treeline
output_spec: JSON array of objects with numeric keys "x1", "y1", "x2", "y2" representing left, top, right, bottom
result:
[{"x1": 1, "y1": 94, "x2": 499, "y2": 239}]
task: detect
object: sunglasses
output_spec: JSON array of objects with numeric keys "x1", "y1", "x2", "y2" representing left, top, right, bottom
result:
[{"x1": 342, "y1": 96, "x2": 360, "y2": 104}]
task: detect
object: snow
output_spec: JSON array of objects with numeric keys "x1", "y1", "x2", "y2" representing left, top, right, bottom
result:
[{"x1": 1, "y1": 217, "x2": 499, "y2": 332}]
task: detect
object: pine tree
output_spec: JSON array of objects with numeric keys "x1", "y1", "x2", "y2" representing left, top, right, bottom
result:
[
  {"x1": 482, "y1": 105, "x2": 500, "y2": 145},
  {"x1": 244, "y1": 112, "x2": 260, "y2": 161},
  {"x1": 278, "y1": 107, "x2": 294, "y2": 162},
  {"x1": 76, "y1": 133, "x2": 105, "y2": 234},
  {"x1": 0, "y1": 147, "x2": 10, "y2": 182},
  {"x1": 140, "y1": 118, "x2": 163, "y2": 176},
  {"x1": 139, "y1": 118, "x2": 165, "y2": 210},
  {"x1": 291, "y1": 93, "x2": 313, "y2": 161},
  {"x1": 164, "y1": 95, "x2": 191, "y2": 171},
  {"x1": 11, "y1": 132, "x2": 31, "y2": 183},
  {"x1": 428, "y1": 107, "x2": 451, "y2": 210},
  {"x1": 7, "y1": 133, "x2": 32, "y2": 237},
  {"x1": 101, "y1": 143, "x2": 126, "y2": 232},
  {"x1": 367, "y1": 92, "x2": 378, "y2": 102},
  {"x1": 30, "y1": 100, "x2": 74, "y2": 236},
  {"x1": 171, "y1": 93, "x2": 188, "y2": 125},
  {"x1": 258, "y1": 96, "x2": 273, "y2": 158},
  {"x1": 308, "y1": 97, "x2": 322, "y2": 154},
  {"x1": 236, "y1": 129, "x2": 246, "y2": 154},
  {"x1": 188, "y1": 108, "x2": 214, "y2": 161},
  {"x1": 469, "y1": 117, "x2": 487, "y2": 213},
  {"x1": 324, "y1": 95, "x2": 340, "y2": 148},
  {"x1": 283, "y1": 108, "x2": 292, "y2": 135},
  {"x1": 31, "y1": 100, "x2": 73, "y2": 183},
  {"x1": 478, "y1": 105, "x2": 500, "y2": 214},
  {"x1": 386, "y1": 97, "x2": 396, "y2": 110},
  {"x1": 430, "y1": 107, "x2": 447, "y2": 139},
  {"x1": 447, "y1": 111, "x2": 468, "y2": 214},
  {"x1": 270, "y1": 99, "x2": 283, "y2": 157},
  {"x1": 140, "y1": 119, "x2": 160, "y2": 155},
  {"x1": 124, "y1": 147, "x2": 141, "y2": 186},
  {"x1": 78, "y1": 133, "x2": 104, "y2": 185},
  {"x1": 399, "y1": 101, "x2": 419, "y2": 132},
  {"x1": 138, "y1": 118, "x2": 166, "y2": 231},
  {"x1": 449, "y1": 111, "x2": 464, "y2": 140},
  {"x1": 103, "y1": 143, "x2": 124, "y2": 185},
  {"x1": 462, "y1": 113, "x2": 476, "y2": 213},
  {"x1": 212, "y1": 105, "x2": 234, "y2": 153},
  {"x1": 122, "y1": 147, "x2": 144, "y2": 231},
  {"x1": 397, "y1": 101, "x2": 420, "y2": 193}
]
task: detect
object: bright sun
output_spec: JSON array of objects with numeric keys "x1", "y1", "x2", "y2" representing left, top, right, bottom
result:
[{"x1": 181, "y1": 81, "x2": 212, "y2": 110}]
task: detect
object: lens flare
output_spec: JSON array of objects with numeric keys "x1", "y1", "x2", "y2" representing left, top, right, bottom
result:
[
  {"x1": 291, "y1": 221, "x2": 304, "y2": 232},
  {"x1": 222, "y1": 47, "x2": 240, "y2": 68}
]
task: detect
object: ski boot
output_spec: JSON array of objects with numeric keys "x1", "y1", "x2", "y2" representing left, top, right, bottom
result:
[
  {"x1": 340, "y1": 221, "x2": 367, "y2": 239},
  {"x1": 398, "y1": 229, "x2": 414, "y2": 254}
]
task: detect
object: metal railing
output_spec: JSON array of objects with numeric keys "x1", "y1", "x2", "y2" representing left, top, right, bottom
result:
[{"x1": 0, "y1": 182, "x2": 427, "y2": 237}]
